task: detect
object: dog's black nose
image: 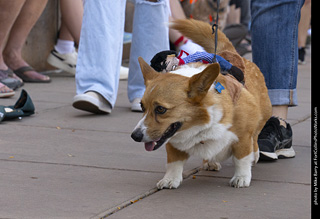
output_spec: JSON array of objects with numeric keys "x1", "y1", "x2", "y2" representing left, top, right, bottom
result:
[{"x1": 131, "y1": 129, "x2": 144, "y2": 142}]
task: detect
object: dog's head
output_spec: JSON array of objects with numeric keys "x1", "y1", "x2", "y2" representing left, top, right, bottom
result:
[{"x1": 131, "y1": 57, "x2": 220, "y2": 151}]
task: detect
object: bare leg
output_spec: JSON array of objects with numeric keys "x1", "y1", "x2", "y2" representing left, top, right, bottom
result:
[
  {"x1": 298, "y1": 1, "x2": 311, "y2": 48},
  {"x1": 3, "y1": 0, "x2": 50, "y2": 82},
  {"x1": 169, "y1": 0, "x2": 204, "y2": 53},
  {"x1": 169, "y1": 17, "x2": 185, "y2": 45},
  {"x1": 59, "y1": 0, "x2": 83, "y2": 45},
  {"x1": 169, "y1": 0, "x2": 187, "y2": 44},
  {"x1": 58, "y1": 22, "x2": 74, "y2": 42},
  {"x1": 0, "y1": 0, "x2": 25, "y2": 70},
  {"x1": 272, "y1": 105, "x2": 288, "y2": 127}
]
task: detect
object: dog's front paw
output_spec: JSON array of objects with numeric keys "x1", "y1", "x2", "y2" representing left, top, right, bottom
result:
[
  {"x1": 229, "y1": 175, "x2": 251, "y2": 188},
  {"x1": 157, "y1": 176, "x2": 182, "y2": 189},
  {"x1": 157, "y1": 160, "x2": 185, "y2": 189}
]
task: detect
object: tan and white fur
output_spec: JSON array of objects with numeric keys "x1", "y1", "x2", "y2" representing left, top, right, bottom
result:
[{"x1": 131, "y1": 19, "x2": 271, "y2": 189}]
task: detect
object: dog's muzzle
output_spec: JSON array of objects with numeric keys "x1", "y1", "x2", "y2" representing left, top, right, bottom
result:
[{"x1": 131, "y1": 122, "x2": 182, "y2": 151}]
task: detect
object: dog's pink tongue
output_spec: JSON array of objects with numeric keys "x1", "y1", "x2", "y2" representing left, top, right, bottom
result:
[{"x1": 145, "y1": 142, "x2": 155, "y2": 151}]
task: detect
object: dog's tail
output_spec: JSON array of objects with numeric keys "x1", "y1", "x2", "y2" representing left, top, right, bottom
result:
[{"x1": 169, "y1": 19, "x2": 236, "y2": 54}]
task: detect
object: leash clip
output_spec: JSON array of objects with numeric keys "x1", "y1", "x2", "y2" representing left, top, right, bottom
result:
[{"x1": 212, "y1": 23, "x2": 218, "y2": 35}]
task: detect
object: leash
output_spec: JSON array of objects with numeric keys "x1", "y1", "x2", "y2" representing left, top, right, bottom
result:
[
  {"x1": 211, "y1": 0, "x2": 220, "y2": 63},
  {"x1": 183, "y1": 0, "x2": 220, "y2": 63}
]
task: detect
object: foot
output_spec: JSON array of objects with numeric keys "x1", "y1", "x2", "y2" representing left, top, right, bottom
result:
[
  {"x1": 157, "y1": 161, "x2": 184, "y2": 189},
  {"x1": 0, "y1": 82, "x2": 15, "y2": 98},
  {"x1": 73, "y1": 91, "x2": 112, "y2": 114},
  {"x1": 258, "y1": 117, "x2": 295, "y2": 161},
  {"x1": 131, "y1": 98, "x2": 143, "y2": 112},
  {"x1": 4, "y1": 51, "x2": 50, "y2": 82},
  {"x1": 0, "y1": 68, "x2": 24, "y2": 89},
  {"x1": 47, "y1": 49, "x2": 77, "y2": 75},
  {"x1": 230, "y1": 154, "x2": 253, "y2": 188}
]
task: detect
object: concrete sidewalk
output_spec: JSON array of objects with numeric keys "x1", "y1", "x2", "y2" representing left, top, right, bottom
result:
[{"x1": 0, "y1": 49, "x2": 311, "y2": 219}]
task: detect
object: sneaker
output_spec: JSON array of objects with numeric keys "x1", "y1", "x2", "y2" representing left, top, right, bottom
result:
[
  {"x1": 72, "y1": 91, "x2": 112, "y2": 114},
  {"x1": 258, "y1": 117, "x2": 295, "y2": 161},
  {"x1": 298, "y1": 47, "x2": 306, "y2": 65},
  {"x1": 131, "y1": 98, "x2": 142, "y2": 112},
  {"x1": 47, "y1": 49, "x2": 77, "y2": 75}
]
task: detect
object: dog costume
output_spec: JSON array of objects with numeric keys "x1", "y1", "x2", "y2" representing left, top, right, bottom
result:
[{"x1": 150, "y1": 50, "x2": 244, "y2": 83}]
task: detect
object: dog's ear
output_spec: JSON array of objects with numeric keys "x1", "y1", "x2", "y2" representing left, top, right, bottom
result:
[
  {"x1": 187, "y1": 63, "x2": 220, "y2": 102},
  {"x1": 138, "y1": 57, "x2": 159, "y2": 86}
]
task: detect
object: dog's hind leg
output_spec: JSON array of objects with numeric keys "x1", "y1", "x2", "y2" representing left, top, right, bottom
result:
[
  {"x1": 203, "y1": 160, "x2": 222, "y2": 171},
  {"x1": 203, "y1": 144, "x2": 232, "y2": 171},
  {"x1": 230, "y1": 134, "x2": 254, "y2": 188},
  {"x1": 253, "y1": 135, "x2": 260, "y2": 164},
  {"x1": 157, "y1": 143, "x2": 189, "y2": 189}
]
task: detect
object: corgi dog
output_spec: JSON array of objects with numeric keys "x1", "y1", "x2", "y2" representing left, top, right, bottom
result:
[{"x1": 131, "y1": 19, "x2": 271, "y2": 189}]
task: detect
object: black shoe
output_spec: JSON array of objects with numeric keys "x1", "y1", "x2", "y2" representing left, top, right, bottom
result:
[
  {"x1": 258, "y1": 117, "x2": 295, "y2": 161},
  {"x1": 298, "y1": 47, "x2": 306, "y2": 65}
]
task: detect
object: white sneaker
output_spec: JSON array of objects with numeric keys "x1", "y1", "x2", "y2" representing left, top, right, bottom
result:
[
  {"x1": 47, "y1": 49, "x2": 77, "y2": 75},
  {"x1": 72, "y1": 91, "x2": 112, "y2": 114},
  {"x1": 131, "y1": 98, "x2": 142, "y2": 112}
]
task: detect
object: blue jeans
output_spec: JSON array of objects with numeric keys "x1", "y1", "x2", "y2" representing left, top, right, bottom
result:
[
  {"x1": 128, "y1": 0, "x2": 170, "y2": 102},
  {"x1": 75, "y1": 0, "x2": 169, "y2": 107},
  {"x1": 251, "y1": 0, "x2": 304, "y2": 106}
]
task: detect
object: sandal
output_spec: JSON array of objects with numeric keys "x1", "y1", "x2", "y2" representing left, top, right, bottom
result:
[
  {"x1": 13, "y1": 66, "x2": 51, "y2": 83},
  {"x1": 0, "y1": 82, "x2": 15, "y2": 98},
  {"x1": 0, "y1": 68, "x2": 23, "y2": 90}
]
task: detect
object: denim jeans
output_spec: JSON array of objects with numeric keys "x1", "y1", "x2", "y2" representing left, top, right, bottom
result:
[
  {"x1": 127, "y1": 0, "x2": 170, "y2": 102},
  {"x1": 251, "y1": 0, "x2": 304, "y2": 106},
  {"x1": 75, "y1": 0, "x2": 169, "y2": 107}
]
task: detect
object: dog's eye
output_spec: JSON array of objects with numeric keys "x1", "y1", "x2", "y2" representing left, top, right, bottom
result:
[
  {"x1": 140, "y1": 102, "x2": 146, "y2": 112},
  {"x1": 155, "y1": 106, "x2": 167, "y2": 114}
]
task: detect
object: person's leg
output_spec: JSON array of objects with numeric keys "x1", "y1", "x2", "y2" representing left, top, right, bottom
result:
[
  {"x1": 251, "y1": 0, "x2": 304, "y2": 109},
  {"x1": 74, "y1": 0, "x2": 126, "y2": 111},
  {"x1": 298, "y1": 1, "x2": 311, "y2": 48},
  {"x1": 54, "y1": 21, "x2": 75, "y2": 54},
  {"x1": 169, "y1": 0, "x2": 186, "y2": 44},
  {"x1": 223, "y1": 24, "x2": 247, "y2": 48},
  {"x1": 128, "y1": 0, "x2": 170, "y2": 109},
  {"x1": 57, "y1": 22, "x2": 74, "y2": 43},
  {"x1": 0, "y1": 0, "x2": 25, "y2": 70},
  {"x1": 251, "y1": 0, "x2": 304, "y2": 160},
  {"x1": 3, "y1": 0, "x2": 50, "y2": 82},
  {"x1": 47, "y1": 22, "x2": 77, "y2": 74},
  {"x1": 240, "y1": 0, "x2": 251, "y2": 29},
  {"x1": 298, "y1": 1, "x2": 311, "y2": 64},
  {"x1": 59, "y1": 0, "x2": 83, "y2": 45},
  {"x1": 47, "y1": 0, "x2": 83, "y2": 75},
  {"x1": 169, "y1": 0, "x2": 204, "y2": 54}
]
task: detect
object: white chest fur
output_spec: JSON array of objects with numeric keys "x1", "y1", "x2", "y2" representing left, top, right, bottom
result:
[{"x1": 169, "y1": 106, "x2": 238, "y2": 161}]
